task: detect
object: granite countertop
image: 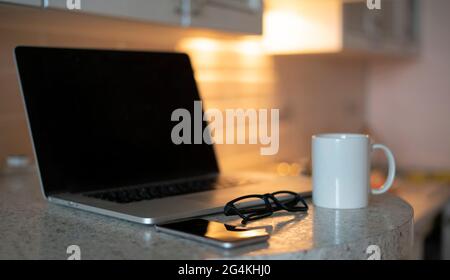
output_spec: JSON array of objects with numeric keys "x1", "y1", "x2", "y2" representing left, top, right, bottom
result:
[
  {"x1": 0, "y1": 170, "x2": 414, "y2": 260},
  {"x1": 390, "y1": 180, "x2": 450, "y2": 259}
]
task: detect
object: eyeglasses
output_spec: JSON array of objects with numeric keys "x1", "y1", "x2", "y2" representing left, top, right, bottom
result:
[{"x1": 224, "y1": 191, "x2": 309, "y2": 225}]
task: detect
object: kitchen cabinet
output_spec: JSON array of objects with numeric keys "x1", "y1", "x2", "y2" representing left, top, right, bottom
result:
[
  {"x1": 343, "y1": 0, "x2": 419, "y2": 55},
  {"x1": 42, "y1": 0, "x2": 263, "y2": 34},
  {"x1": 264, "y1": 0, "x2": 419, "y2": 56},
  {"x1": 0, "y1": 0, "x2": 40, "y2": 6},
  {"x1": 43, "y1": 0, "x2": 180, "y2": 26},
  {"x1": 182, "y1": 0, "x2": 263, "y2": 34}
]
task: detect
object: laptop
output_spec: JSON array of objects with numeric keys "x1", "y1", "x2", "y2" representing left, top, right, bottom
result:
[{"x1": 14, "y1": 46, "x2": 311, "y2": 225}]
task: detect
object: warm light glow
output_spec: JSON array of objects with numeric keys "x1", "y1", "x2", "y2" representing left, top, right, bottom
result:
[
  {"x1": 176, "y1": 37, "x2": 274, "y2": 84},
  {"x1": 177, "y1": 1, "x2": 343, "y2": 57},
  {"x1": 276, "y1": 162, "x2": 302, "y2": 177},
  {"x1": 195, "y1": 71, "x2": 270, "y2": 84},
  {"x1": 236, "y1": 38, "x2": 264, "y2": 56},
  {"x1": 277, "y1": 162, "x2": 291, "y2": 177},
  {"x1": 289, "y1": 163, "x2": 301, "y2": 176},
  {"x1": 177, "y1": 37, "x2": 263, "y2": 56},
  {"x1": 179, "y1": 38, "x2": 220, "y2": 53},
  {"x1": 262, "y1": 0, "x2": 343, "y2": 54}
]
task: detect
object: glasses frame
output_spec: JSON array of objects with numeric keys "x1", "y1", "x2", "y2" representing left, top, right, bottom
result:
[{"x1": 224, "y1": 191, "x2": 308, "y2": 225}]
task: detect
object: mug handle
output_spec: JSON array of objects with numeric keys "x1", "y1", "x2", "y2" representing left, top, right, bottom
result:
[{"x1": 371, "y1": 144, "x2": 396, "y2": 195}]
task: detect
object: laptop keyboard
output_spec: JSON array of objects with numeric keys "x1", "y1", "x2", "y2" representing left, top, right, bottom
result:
[{"x1": 84, "y1": 177, "x2": 252, "y2": 204}]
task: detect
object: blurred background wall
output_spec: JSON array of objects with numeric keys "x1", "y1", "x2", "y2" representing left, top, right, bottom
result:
[{"x1": 367, "y1": 0, "x2": 450, "y2": 170}]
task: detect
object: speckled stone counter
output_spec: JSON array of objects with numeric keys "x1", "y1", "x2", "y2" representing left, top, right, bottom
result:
[{"x1": 0, "y1": 170, "x2": 413, "y2": 260}]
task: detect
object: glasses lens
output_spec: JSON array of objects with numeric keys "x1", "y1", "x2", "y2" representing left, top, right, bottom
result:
[
  {"x1": 272, "y1": 192, "x2": 307, "y2": 211},
  {"x1": 231, "y1": 196, "x2": 268, "y2": 215}
]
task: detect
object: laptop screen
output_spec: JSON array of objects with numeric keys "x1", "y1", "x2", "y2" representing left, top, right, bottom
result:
[{"x1": 15, "y1": 47, "x2": 219, "y2": 196}]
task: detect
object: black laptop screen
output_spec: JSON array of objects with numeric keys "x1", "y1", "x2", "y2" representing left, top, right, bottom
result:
[{"x1": 15, "y1": 47, "x2": 219, "y2": 195}]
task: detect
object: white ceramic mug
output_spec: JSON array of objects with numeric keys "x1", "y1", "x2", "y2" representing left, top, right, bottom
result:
[{"x1": 312, "y1": 133, "x2": 396, "y2": 209}]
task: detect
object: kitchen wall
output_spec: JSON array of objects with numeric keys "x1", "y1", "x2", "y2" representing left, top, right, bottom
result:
[
  {"x1": 0, "y1": 4, "x2": 367, "y2": 173},
  {"x1": 367, "y1": 0, "x2": 450, "y2": 170}
]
